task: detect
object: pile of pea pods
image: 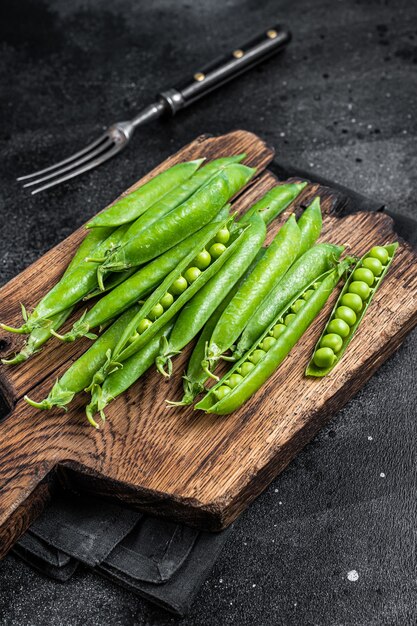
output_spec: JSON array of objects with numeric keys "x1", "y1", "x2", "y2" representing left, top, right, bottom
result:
[{"x1": 0, "y1": 155, "x2": 397, "y2": 426}]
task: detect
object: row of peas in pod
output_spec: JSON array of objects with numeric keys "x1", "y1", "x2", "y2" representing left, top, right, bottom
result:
[{"x1": 0, "y1": 150, "x2": 398, "y2": 427}]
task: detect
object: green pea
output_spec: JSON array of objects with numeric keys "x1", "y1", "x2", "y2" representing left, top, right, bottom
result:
[
  {"x1": 313, "y1": 282, "x2": 321, "y2": 290},
  {"x1": 249, "y1": 349, "x2": 266, "y2": 364},
  {"x1": 340, "y1": 292, "x2": 363, "y2": 313},
  {"x1": 149, "y1": 303, "x2": 164, "y2": 320},
  {"x1": 335, "y1": 305, "x2": 357, "y2": 326},
  {"x1": 320, "y1": 333, "x2": 343, "y2": 353},
  {"x1": 303, "y1": 289, "x2": 315, "y2": 301},
  {"x1": 170, "y1": 275, "x2": 188, "y2": 295},
  {"x1": 193, "y1": 249, "x2": 211, "y2": 270},
  {"x1": 227, "y1": 373, "x2": 244, "y2": 388},
  {"x1": 292, "y1": 299, "x2": 305, "y2": 313},
  {"x1": 362, "y1": 257, "x2": 383, "y2": 276},
  {"x1": 313, "y1": 347, "x2": 335, "y2": 368},
  {"x1": 369, "y1": 246, "x2": 389, "y2": 265},
  {"x1": 238, "y1": 361, "x2": 256, "y2": 376},
  {"x1": 261, "y1": 336, "x2": 276, "y2": 351},
  {"x1": 160, "y1": 293, "x2": 174, "y2": 309},
  {"x1": 209, "y1": 243, "x2": 227, "y2": 259},
  {"x1": 214, "y1": 385, "x2": 232, "y2": 401},
  {"x1": 349, "y1": 280, "x2": 370, "y2": 301},
  {"x1": 215, "y1": 228, "x2": 230, "y2": 245},
  {"x1": 137, "y1": 318, "x2": 153, "y2": 334},
  {"x1": 284, "y1": 313, "x2": 296, "y2": 326},
  {"x1": 352, "y1": 267, "x2": 374, "y2": 287},
  {"x1": 184, "y1": 266, "x2": 202, "y2": 284},
  {"x1": 271, "y1": 323, "x2": 287, "y2": 338},
  {"x1": 128, "y1": 332, "x2": 140, "y2": 344},
  {"x1": 327, "y1": 318, "x2": 350, "y2": 338}
]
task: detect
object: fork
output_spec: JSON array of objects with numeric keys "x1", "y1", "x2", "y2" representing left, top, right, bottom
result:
[{"x1": 18, "y1": 25, "x2": 290, "y2": 194}]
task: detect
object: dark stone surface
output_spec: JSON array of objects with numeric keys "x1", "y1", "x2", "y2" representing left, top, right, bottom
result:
[{"x1": 1, "y1": 0, "x2": 416, "y2": 624}]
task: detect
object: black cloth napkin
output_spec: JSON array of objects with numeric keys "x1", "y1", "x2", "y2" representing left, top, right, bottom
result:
[
  {"x1": 12, "y1": 493, "x2": 232, "y2": 616},
  {"x1": 11, "y1": 162, "x2": 417, "y2": 616}
]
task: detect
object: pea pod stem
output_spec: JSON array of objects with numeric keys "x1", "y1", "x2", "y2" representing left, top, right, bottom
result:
[
  {"x1": 306, "y1": 243, "x2": 398, "y2": 377},
  {"x1": 196, "y1": 259, "x2": 352, "y2": 415}
]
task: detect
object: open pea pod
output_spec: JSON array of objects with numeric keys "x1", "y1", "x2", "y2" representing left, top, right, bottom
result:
[
  {"x1": 305, "y1": 243, "x2": 398, "y2": 377},
  {"x1": 195, "y1": 259, "x2": 352, "y2": 415},
  {"x1": 105, "y1": 215, "x2": 250, "y2": 369}
]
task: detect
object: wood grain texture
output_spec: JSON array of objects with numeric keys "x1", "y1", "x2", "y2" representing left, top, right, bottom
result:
[{"x1": 0, "y1": 130, "x2": 416, "y2": 558}]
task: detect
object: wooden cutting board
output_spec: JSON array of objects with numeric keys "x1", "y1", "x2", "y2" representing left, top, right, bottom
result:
[{"x1": 0, "y1": 130, "x2": 416, "y2": 558}]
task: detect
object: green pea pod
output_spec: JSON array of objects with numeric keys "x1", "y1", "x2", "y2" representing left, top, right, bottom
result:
[
  {"x1": 1, "y1": 225, "x2": 115, "y2": 361},
  {"x1": 86, "y1": 321, "x2": 175, "y2": 428},
  {"x1": 205, "y1": 214, "x2": 301, "y2": 368},
  {"x1": 239, "y1": 181, "x2": 307, "y2": 225},
  {"x1": 167, "y1": 249, "x2": 266, "y2": 404},
  {"x1": 97, "y1": 164, "x2": 255, "y2": 277},
  {"x1": 123, "y1": 155, "x2": 246, "y2": 242},
  {"x1": 57, "y1": 207, "x2": 231, "y2": 342},
  {"x1": 297, "y1": 197, "x2": 322, "y2": 256},
  {"x1": 306, "y1": 243, "x2": 398, "y2": 377},
  {"x1": 25, "y1": 305, "x2": 141, "y2": 411},
  {"x1": 86, "y1": 159, "x2": 204, "y2": 228},
  {"x1": 156, "y1": 213, "x2": 267, "y2": 376},
  {"x1": 2, "y1": 223, "x2": 132, "y2": 335},
  {"x1": 235, "y1": 243, "x2": 344, "y2": 359},
  {"x1": 115, "y1": 217, "x2": 249, "y2": 363},
  {"x1": 196, "y1": 260, "x2": 351, "y2": 415}
]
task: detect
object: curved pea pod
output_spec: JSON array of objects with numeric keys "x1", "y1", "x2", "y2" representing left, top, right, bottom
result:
[
  {"x1": 55, "y1": 210, "x2": 230, "y2": 342},
  {"x1": 115, "y1": 217, "x2": 250, "y2": 363},
  {"x1": 24, "y1": 305, "x2": 140, "y2": 411},
  {"x1": 97, "y1": 163, "x2": 255, "y2": 276},
  {"x1": 123, "y1": 155, "x2": 246, "y2": 242},
  {"x1": 235, "y1": 242, "x2": 344, "y2": 359},
  {"x1": 1, "y1": 225, "x2": 115, "y2": 358},
  {"x1": 306, "y1": 243, "x2": 398, "y2": 377},
  {"x1": 205, "y1": 214, "x2": 301, "y2": 367},
  {"x1": 155, "y1": 213, "x2": 267, "y2": 376},
  {"x1": 196, "y1": 261, "x2": 350, "y2": 415},
  {"x1": 297, "y1": 197, "x2": 322, "y2": 256},
  {"x1": 86, "y1": 159, "x2": 204, "y2": 228},
  {"x1": 2, "y1": 222, "x2": 132, "y2": 335},
  {"x1": 85, "y1": 321, "x2": 175, "y2": 428},
  {"x1": 239, "y1": 181, "x2": 307, "y2": 226}
]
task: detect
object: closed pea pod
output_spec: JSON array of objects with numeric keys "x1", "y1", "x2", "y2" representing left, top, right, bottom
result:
[
  {"x1": 196, "y1": 261, "x2": 351, "y2": 415},
  {"x1": 306, "y1": 243, "x2": 398, "y2": 377},
  {"x1": 297, "y1": 197, "x2": 323, "y2": 256},
  {"x1": 85, "y1": 321, "x2": 175, "y2": 428},
  {"x1": 234, "y1": 242, "x2": 344, "y2": 359},
  {"x1": 204, "y1": 214, "x2": 302, "y2": 370},
  {"x1": 86, "y1": 159, "x2": 205, "y2": 228},
  {"x1": 96, "y1": 164, "x2": 255, "y2": 279},
  {"x1": 24, "y1": 305, "x2": 141, "y2": 411},
  {"x1": 123, "y1": 155, "x2": 246, "y2": 242},
  {"x1": 239, "y1": 181, "x2": 307, "y2": 225}
]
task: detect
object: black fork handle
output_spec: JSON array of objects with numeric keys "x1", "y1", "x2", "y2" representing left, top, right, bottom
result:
[{"x1": 158, "y1": 25, "x2": 291, "y2": 114}]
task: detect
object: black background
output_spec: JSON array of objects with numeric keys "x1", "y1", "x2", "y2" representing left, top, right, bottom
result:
[{"x1": 1, "y1": 0, "x2": 417, "y2": 624}]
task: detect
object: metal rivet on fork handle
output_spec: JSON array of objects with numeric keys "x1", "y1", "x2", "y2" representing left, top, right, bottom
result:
[{"x1": 17, "y1": 25, "x2": 291, "y2": 194}]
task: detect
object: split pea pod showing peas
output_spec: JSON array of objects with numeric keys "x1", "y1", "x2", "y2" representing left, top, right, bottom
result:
[
  {"x1": 114, "y1": 216, "x2": 249, "y2": 363},
  {"x1": 86, "y1": 321, "x2": 175, "y2": 428},
  {"x1": 306, "y1": 243, "x2": 398, "y2": 376},
  {"x1": 235, "y1": 242, "x2": 345, "y2": 359},
  {"x1": 204, "y1": 214, "x2": 302, "y2": 370},
  {"x1": 1, "y1": 222, "x2": 132, "y2": 335},
  {"x1": 55, "y1": 208, "x2": 230, "y2": 342},
  {"x1": 123, "y1": 155, "x2": 246, "y2": 242},
  {"x1": 195, "y1": 260, "x2": 351, "y2": 415},
  {"x1": 86, "y1": 159, "x2": 205, "y2": 228},
  {"x1": 97, "y1": 163, "x2": 255, "y2": 277},
  {"x1": 24, "y1": 305, "x2": 141, "y2": 411}
]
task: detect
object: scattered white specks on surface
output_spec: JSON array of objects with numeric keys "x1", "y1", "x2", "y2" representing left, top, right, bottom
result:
[
  {"x1": 252, "y1": 584, "x2": 256, "y2": 588},
  {"x1": 274, "y1": 488, "x2": 279, "y2": 493},
  {"x1": 368, "y1": 435, "x2": 373, "y2": 441},
  {"x1": 219, "y1": 579, "x2": 223, "y2": 583},
  {"x1": 294, "y1": 602, "x2": 298, "y2": 607},
  {"x1": 279, "y1": 501, "x2": 283, "y2": 505},
  {"x1": 380, "y1": 472, "x2": 386, "y2": 478},
  {"x1": 347, "y1": 570, "x2": 359, "y2": 582}
]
